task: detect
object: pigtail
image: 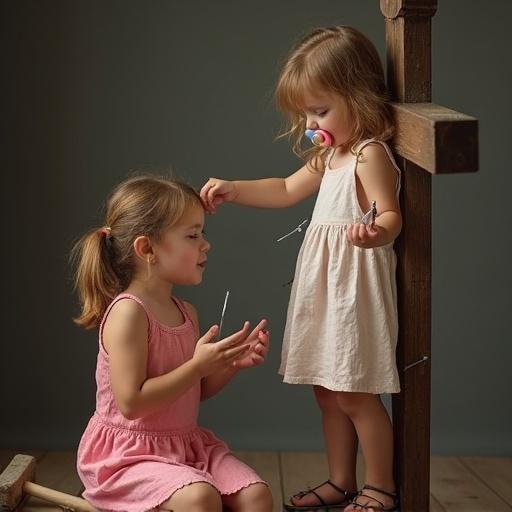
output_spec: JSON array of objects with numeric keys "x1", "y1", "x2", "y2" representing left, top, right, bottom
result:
[{"x1": 70, "y1": 227, "x2": 120, "y2": 329}]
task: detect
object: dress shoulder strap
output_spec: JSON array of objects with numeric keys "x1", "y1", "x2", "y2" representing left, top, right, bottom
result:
[
  {"x1": 324, "y1": 147, "x2": 336, "y2": 171},
  {"x1": 172, "y1": 296, "x2": 199, "y2": 336},
  {"x1": 354, "y1": 138, "x2": 402, "y2": 196}
]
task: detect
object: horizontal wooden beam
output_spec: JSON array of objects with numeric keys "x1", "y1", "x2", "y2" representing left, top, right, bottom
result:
[{"x1": 391, "y1": 102, "x2": 478, "y2": 174}]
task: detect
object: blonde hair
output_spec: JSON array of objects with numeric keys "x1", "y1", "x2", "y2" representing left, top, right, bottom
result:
[
  {"x1": 70, "y1": 175, "x2": 202, "y2": 330},
  {"x1": 275, "y1": 26, "x2": 395, "y2": 172}
]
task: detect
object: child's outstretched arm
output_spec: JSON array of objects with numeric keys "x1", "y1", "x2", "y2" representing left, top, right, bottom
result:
[
  {"x1": 200, "y1": 163, "x2": 323, "y2": 213},
  {"x1": 347, "y1": 143, "x2": 402, "y2": 248},
  {"x1": 184, "y1": 302, "x2": 270, "y2": 401},
  {"x1": 104, "y1": 299, "x2": 254, "y2": 420}
]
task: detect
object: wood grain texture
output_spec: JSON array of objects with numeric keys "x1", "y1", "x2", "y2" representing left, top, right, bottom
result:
[
  {"x1": 461, "y1": 457, "x2": 512, "y2": 507},
  {"x1": 431, "y1": 457, "x2": 512, "y2": 512},
  {"x1": 392, "y1": 103, "x2": 478, "y2": 173}
]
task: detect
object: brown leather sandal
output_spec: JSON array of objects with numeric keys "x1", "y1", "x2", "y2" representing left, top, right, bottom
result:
[
  {"x1": 284, "y1": 479, "x2": 357, "y2": 511},
  {"x1": 349, "y1": 484, "x2": 399, "y2": 511}
]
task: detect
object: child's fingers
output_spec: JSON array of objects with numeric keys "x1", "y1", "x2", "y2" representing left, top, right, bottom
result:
[
  {"x1": 257, "y1": 330, "x2": 270, "y2": 346},
  {"x1": 217, "y1": 321, "x2": 251, "y2": 348},
  {"x1": 199, "y1": 182, "x2": 209, "y2": 202},
  {"x1": 248, "y1": 319, "x2": 268, "y2": 340},
  {"x1": 347, "y1": 224, "x2": 361, "y2": 244},
  {"x1": 346, "y1": 225, "x2": 353, "y2": 243},
  {"x1": 233, "y1": 353, "x2": 264, "y2": 368},
  {"x1": 205, "y1": 185, "x2": 215, "y2": 207},
  {"x1": 200, "y1": 180, "x2": 216, "y2": 209},
  {"x1": 346, "y1": 223, "x2": 379, "y2": 247},
  {"x1": 207, "y1": 183, "x2": 222, "y2": 209},
  {"x1": 197, "y1": 325, "x2": 219, "y2": 344},
  {"x1": 249, "y1": 354, "x2": 265, "y2": 365},
  {"x1": 367, "y1": 224, "x2": 379, "y2": 237},
  {"x1": 358, "y1": 223, "x2": 366, "y2": 240},
  {"x1": 254, "y1": 341, "x2": 269, "y2": 356},
  {"x1": 199, "y1": 181, "x2": 214, "y2": 209},
  {"x1": 347, "y1": 224, "x2": 359, "y2": 244},
  {"x1": 225, "y1": 343, "x2": 251, "y2": 361},
  {"x1": 237, "y1": 352, "x2": 265, "y2": 367}
]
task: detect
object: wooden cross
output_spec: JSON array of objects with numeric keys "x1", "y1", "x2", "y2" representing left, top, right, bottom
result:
[{"x1": 380, "y1": 1, "x2": 478, "y2": 511}]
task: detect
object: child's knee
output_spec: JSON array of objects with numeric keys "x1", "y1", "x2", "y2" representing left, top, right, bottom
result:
[
  {"x1": 160, "y1": 482, "x2": 222, "y2": 511},
  {"x1": 188, "y1": 483, "x2": 222, "y2": 509},
  {"x1": 226, "y1": 483, "x2": 273, "y2": 511},
  {"x1": 250, "y1": 483, "x2": 273, "y2": 508}
]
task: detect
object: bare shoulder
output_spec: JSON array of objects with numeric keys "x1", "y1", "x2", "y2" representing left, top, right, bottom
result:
[
  {"x1": 356, "y1": 141, "x2": 399, "y2": 185},
  {"x1": 103, "y1": 298, "x2": 148, "y2": 350}
]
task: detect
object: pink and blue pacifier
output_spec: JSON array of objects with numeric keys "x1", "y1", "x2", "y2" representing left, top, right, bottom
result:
[{"x1": 305, "y1": 129, "x2": 333, "y2": 147}]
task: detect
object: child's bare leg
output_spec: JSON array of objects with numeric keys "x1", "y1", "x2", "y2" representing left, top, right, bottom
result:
[
  {"x1": 158, "y1": 482, "x2": 222, "y2": 512},
  {"x1": 222, "y1": 482, "x2": 273, "y2": 511},
  {"x1": 289, "y1": 385, "x2": 358, "y2": 507},
  {"x1": 336, "y1": 392, "x2": 396, "y2": 510},
  {"x1": 317, "y1": 386, "x2": 359, "y2": 489}
]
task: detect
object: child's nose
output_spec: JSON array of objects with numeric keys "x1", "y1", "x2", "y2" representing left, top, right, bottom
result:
[
  {"x1": 202, "y1": 239, "x2": 211, "y2": 252},
  {"x1": 306, "y1": 117, "x2": 319, "y2": 130}
]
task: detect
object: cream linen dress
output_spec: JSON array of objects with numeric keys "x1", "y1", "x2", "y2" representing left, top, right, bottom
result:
[{"x1": 278, "y1": 139, "x2": 401, "y2": 394}]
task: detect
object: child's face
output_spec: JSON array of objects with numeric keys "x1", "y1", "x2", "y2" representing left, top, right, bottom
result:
[
  {"x1": 300, "y1": 89, "x2": 354, "y2": 148},
  {"x1": 153, "y1": 203, "x2": 210, "y2": 286}
]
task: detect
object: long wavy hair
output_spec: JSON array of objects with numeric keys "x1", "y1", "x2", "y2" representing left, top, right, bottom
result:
[
  {"x1": 275, "y1": 26, "x2": 395, "y2": 172},
  {"x1": 70, "y1": 175, "x2": 202, "y2": 330}
]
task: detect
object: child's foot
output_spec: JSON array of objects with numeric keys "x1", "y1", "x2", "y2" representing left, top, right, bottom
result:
[
  {"x1": 285, "y1": 479, "x2": 357, "y2": 510},
  {"x1": 345, "y1": 484, "x2": 398, "y2": 511}
]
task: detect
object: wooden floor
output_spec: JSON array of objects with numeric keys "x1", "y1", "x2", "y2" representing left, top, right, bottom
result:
[{"x1": 1, "y1": 449, "x2": 511, "y2": 511}]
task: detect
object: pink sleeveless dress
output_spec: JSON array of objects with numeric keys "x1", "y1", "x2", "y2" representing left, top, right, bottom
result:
[
  {"x1": 279, "y1": 139, "x2": 401, "y2": 394},
  {"x1": 77, "y1": 293, "x2": 265, "y2": 512}
]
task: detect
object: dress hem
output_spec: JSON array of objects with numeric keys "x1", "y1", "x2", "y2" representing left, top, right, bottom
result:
[
  {"x1": 221, "y1": 479, "x2": 269, "y2": 496},
  {"x1": 83, "y1": 478, "x2": 269, "y2": 512},
  {"x1": 151, "y1": 478, "x2": 268, "y2": 511},
  {"x1": 279, "y1": 373, "x2": 400, "y2": 394}
]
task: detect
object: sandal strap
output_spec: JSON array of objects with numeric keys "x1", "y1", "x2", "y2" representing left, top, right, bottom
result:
[
  {"x1": 325, "y1": 480, "x2": 351, "y2": 496},
  {"x1": 292, "y1": 487, "x2": 326, "y2": 506},
  {"x1": 308, "y1": 489, "x2": 326, "y2": 506},
  {"x1": 291, "y1": 480, "x2": 353, "y2": 507},
  {"x1": 351, "y1": 485, "x2": 399, "y2": 511},
  {"x1": 362, "y1": 484, "x2": 397, "y2": 500},
  {"x1": 354, "y1": 493, "x2": 385, "y2": 508}
]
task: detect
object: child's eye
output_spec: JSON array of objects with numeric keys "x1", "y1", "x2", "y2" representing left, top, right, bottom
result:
[
  {"x1": 318, "y1": 110, "x2": 328, "y2": 117},
  {"x1": 188, "y1": 230, "x2": 206, "y2": 240}
]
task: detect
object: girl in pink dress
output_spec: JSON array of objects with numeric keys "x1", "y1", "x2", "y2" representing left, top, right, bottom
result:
[{"x1": 71, "y1": 175, "x2": 272, "y2": 512}]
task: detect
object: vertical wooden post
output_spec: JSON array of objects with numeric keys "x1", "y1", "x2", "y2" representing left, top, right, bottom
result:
[{"x1": 380, "y1": 2, "x2": 438, "y2": 511}]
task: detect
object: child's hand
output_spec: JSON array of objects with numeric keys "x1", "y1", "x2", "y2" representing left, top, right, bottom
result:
[
  {"x1": 200, "y1": 178, "x2": 238, "y2": 214},
  {"x1": 233, "y1": 319, "x2": 270, "y2": 370},
  {"x1": 346, "y1": 223, "x2": 380, "y2": 248},
  {"x1": 192, "y1": 322, "x2": 252, "y2": 378}
]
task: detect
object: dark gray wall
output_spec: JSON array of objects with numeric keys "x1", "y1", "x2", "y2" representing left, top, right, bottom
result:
[{"x1": 1, "y1": 0, "x2": 510, "y2": 455}]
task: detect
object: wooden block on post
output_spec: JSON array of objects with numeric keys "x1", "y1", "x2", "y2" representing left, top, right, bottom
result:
[{"x1": 392, "y1": 102, "x2": 478, "y2": 174}]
